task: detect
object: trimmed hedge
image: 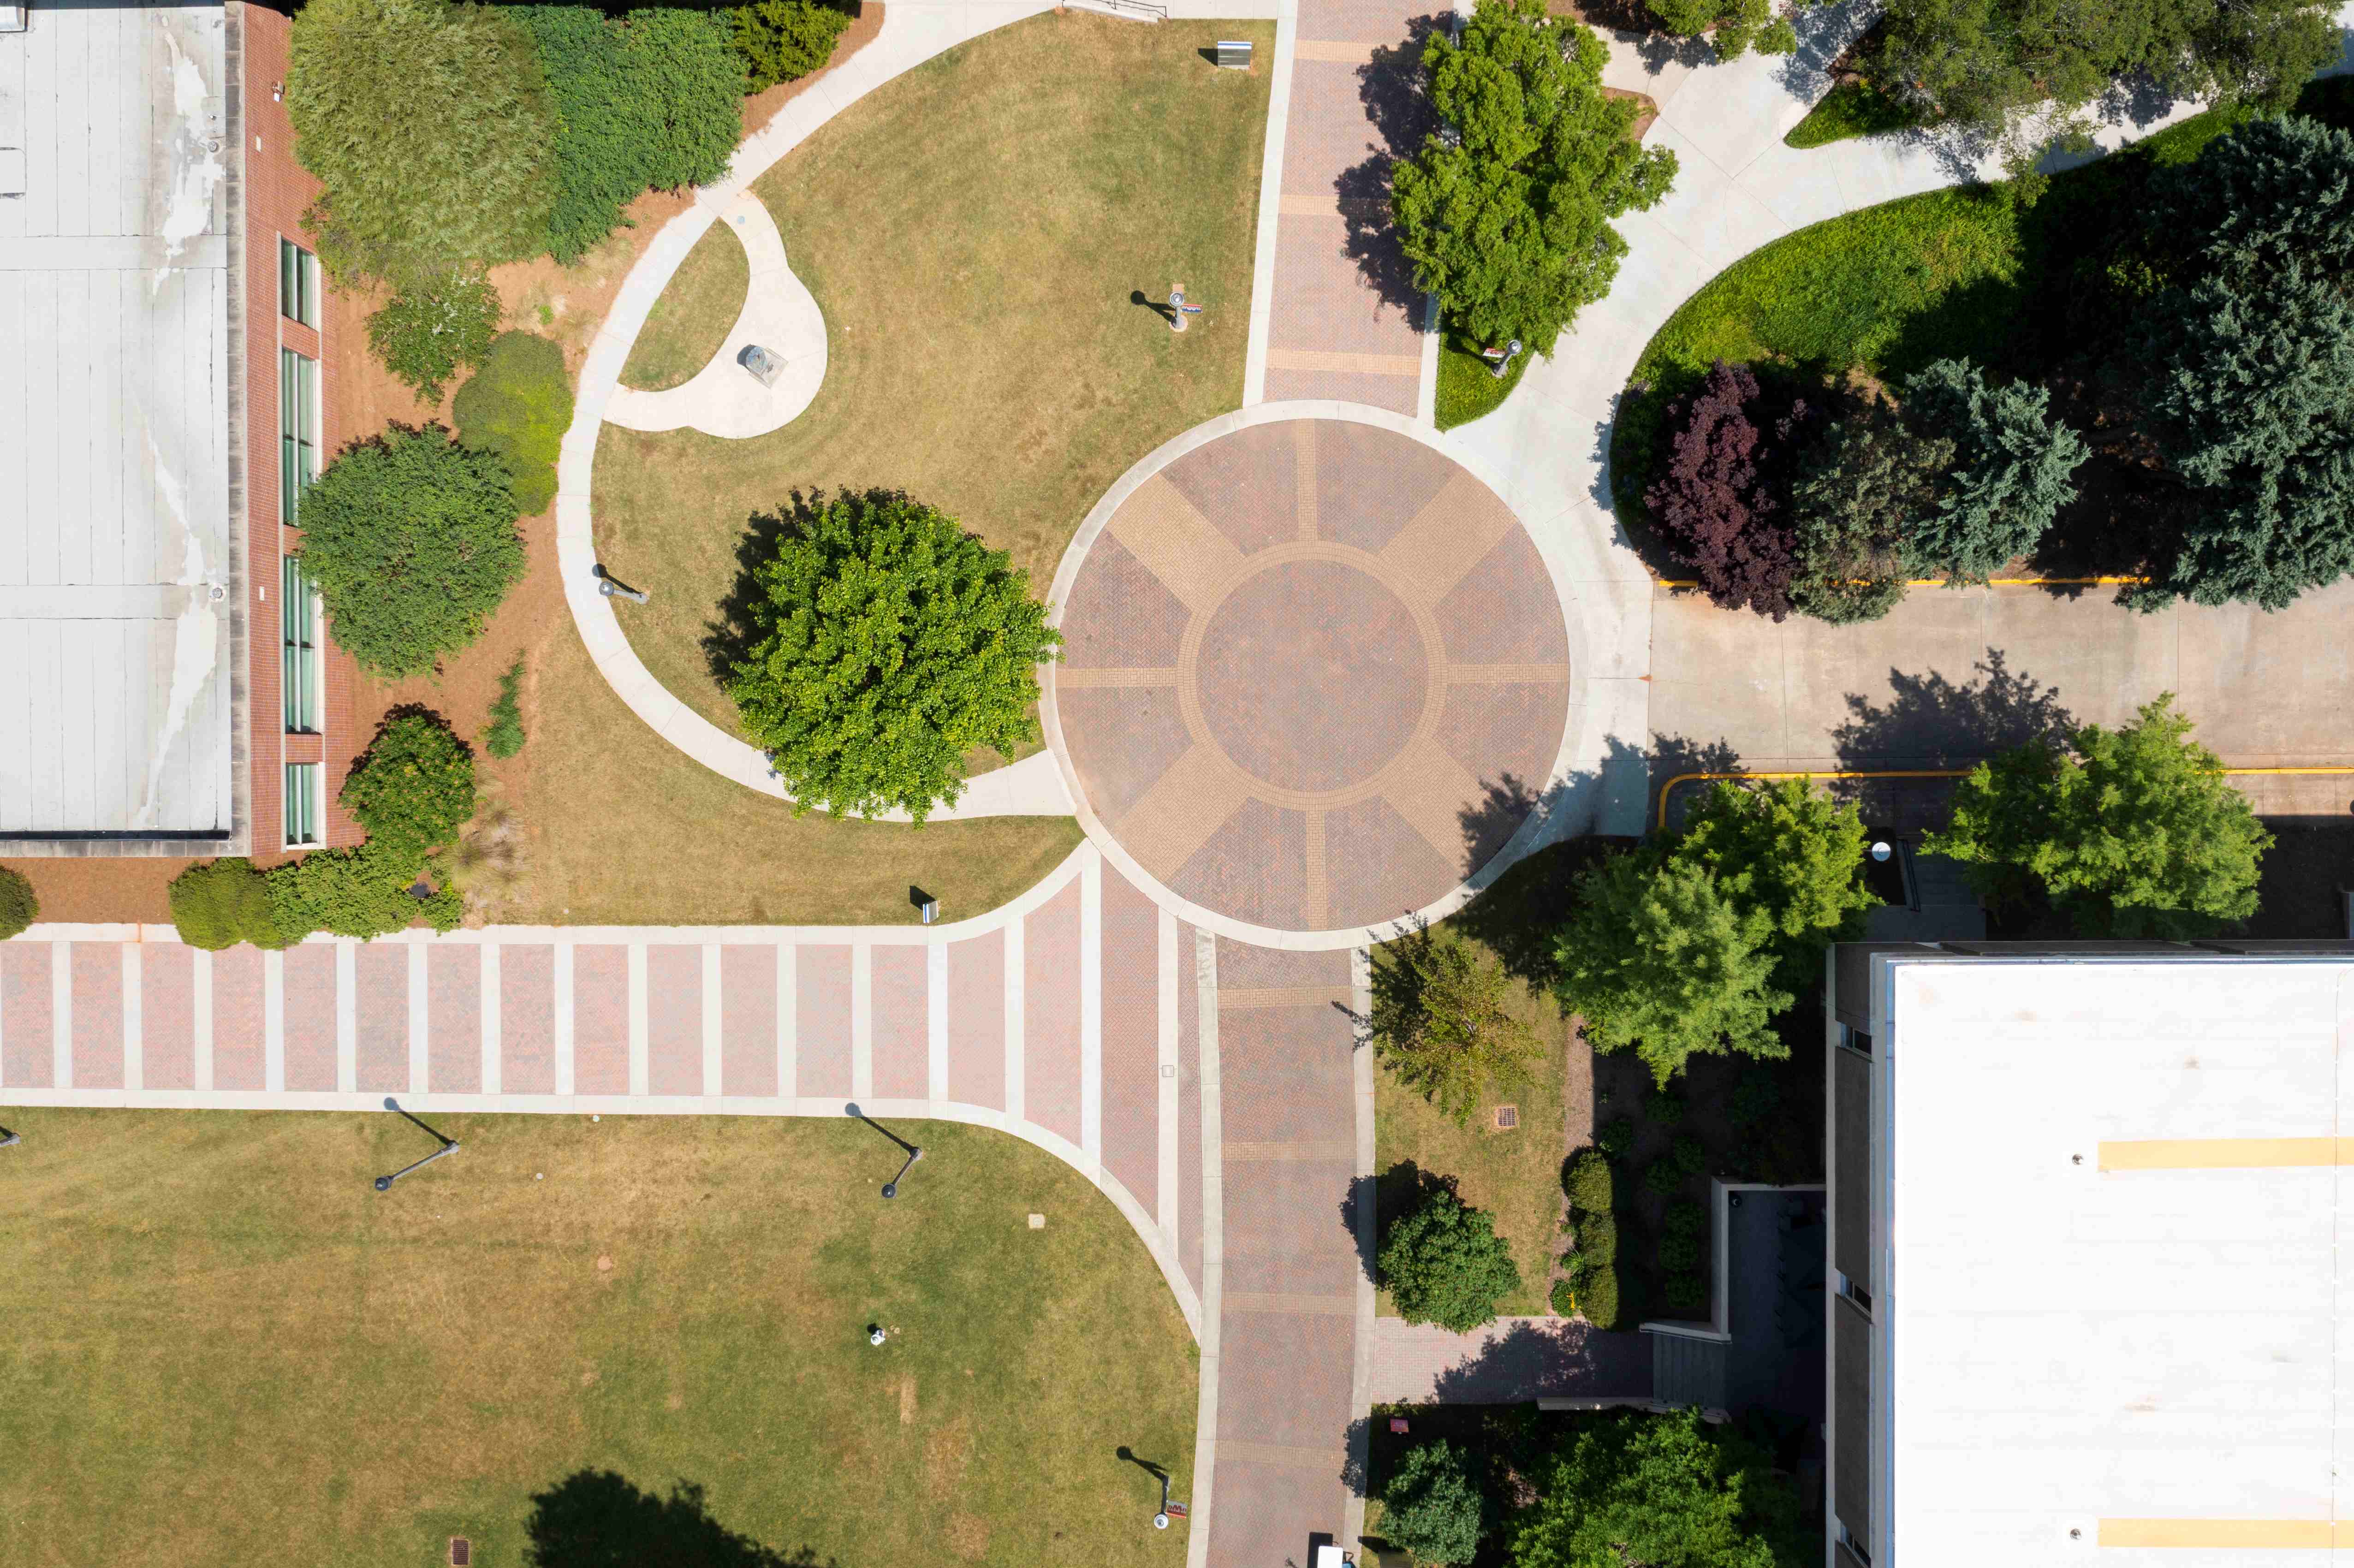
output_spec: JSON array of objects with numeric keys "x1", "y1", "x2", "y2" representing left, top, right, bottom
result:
[
  {"x1": 1664, "y1": 1197, "x2": 1706, "y2": 1242},
  {"x1": 453, "y1": 331, "x2": 571, "y2": 515},
  {"x1": 1578, "y1": 1264, "x2": 1623, "y2": 1329},
  {"x1": 1643, "y1": 1159, "x2": 1683, "y2": 1197},
  {"x1": 0, "y1": 866, "x2": 36, "y2": 939},
  {"x1": 1664, "y1": 1270, "x2": 1706, "y2": 1312},
  {"x1": 1565, "y1": 1148, "x2": 1615, "y2": 1214},
  {"x1": 1659, "y1": 1232, "x2": 1701, "y2": 1272},
  {"x1": 267, "y1": 844, "x2": 463, "y2": 944},
  {"x1": 168, "y1": 858, "x2": 275, "y2": 950},
  {"x1": 1670, "y1": 1133, "x2": 1709, "y2": 1180},
  {"x1": 1574, "y1": 1208, "x2": 1618, "y2": 1266},
  {"x1": 1595, "y1": 1114, "x2": 1635, "y2": 1158}
]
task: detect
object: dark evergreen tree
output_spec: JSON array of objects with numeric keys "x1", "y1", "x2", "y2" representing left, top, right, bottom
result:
[
  {"x1": 1901, "y1": 357, "x2": 2087, "y2": 580},
  {"x1": 1787, "y1": 407, "x2": 1950, "y2": 624},
  {"x1": 2135, "y1": 258, "x2": 2354, "y2": 608}
]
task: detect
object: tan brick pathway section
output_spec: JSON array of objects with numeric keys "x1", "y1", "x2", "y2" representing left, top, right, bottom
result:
[
  {"x1": 1056, "y1": 418, "x2": 1570, "y2": 935},
  {"x1": 1259, "y1": 0, "x2": 1438, "y2": 414}
]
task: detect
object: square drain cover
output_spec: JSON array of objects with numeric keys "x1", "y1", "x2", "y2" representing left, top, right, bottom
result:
[{"x1": 1493, "y1": 1105, "x2": 1519, "y2": 1129}]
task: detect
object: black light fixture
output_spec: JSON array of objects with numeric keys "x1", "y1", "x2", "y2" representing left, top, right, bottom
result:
[
  {"x1": 845, "y1": 1102, "x2": 922, "y2": 1198},
  {"x1": 374, "y1": 1097, "x2": 460, "y2": 1191}
]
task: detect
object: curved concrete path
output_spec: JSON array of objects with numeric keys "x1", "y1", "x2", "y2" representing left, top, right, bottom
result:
[
  {"x1": 558, "y1": 0, "x2": 1090, "y2": 822},
  {"x1": 605, "y1": 188, "x2": 829, "y2": 439}
]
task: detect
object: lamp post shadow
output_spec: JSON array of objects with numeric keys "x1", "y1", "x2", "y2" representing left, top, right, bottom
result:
[{"x1": 843, "y1": 1103, "x2": 923, "y2": 1198}]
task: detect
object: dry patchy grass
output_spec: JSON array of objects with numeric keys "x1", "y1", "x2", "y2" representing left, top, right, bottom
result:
[
  {"x1": 0, "y1": 1108, "x2": 1195, "y2": 1568},
  {"x1": 619, "y1": 218, "x2": 751, "y2": 392},
  {"x1": 593, "y1": 12, "x2": 1274, "y2": 742}
]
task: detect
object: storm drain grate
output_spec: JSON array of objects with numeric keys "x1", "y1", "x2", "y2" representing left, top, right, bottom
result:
[
  {"x1": 450, "y1": 1539, "x2": 471, "y2": 1567},
  {"x1": 1493, "y1": 1105, "x2": 1519, "y2": 1129}
]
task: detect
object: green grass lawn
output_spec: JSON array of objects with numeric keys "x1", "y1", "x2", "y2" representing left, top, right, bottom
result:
[
  {"x1": 0, "y1": 1108, "x2": 1195, "y2": 1568},
  {"x1": 1783, "y1": 79, "x2": 1922, "y2": 148},
  {"x1": 1374, "y1": 849, "x2": 1589, "y2": 1319},
  {"x1": 620, "y1": 219, "x2": 750, "y2": 392},
  {"x1": 593, "y1": 12, "x2": 1273, "y2": 746},
  {"x1": 1433, "y1": 328, "x2": 1530, "y2": 431},
  {"x1": 1608, "y1": 100, "x2": 2260, "y2": 534}
]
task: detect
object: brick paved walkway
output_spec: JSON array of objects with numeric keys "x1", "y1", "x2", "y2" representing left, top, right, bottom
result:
[
  {"x1": 0, "y1": 844, "x2": 1208, "y2": 1337},
  {"x1": 1051, "y1": 414, "x2": 1571, "y2": 941},
  {"x1": 1370, "y1": 1315, "x2": 1651, "y2": 1404},
  {"x1": 1251, "y1": 0, "x2": 1438, "y2": 414}
]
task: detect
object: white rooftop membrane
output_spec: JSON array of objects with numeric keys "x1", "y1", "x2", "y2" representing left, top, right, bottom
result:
[
  {"x1": 1886, "y1": 958, "x2": 2354, "y2": 1568},
  {"x1": 0, "y1": 1, "x2": 234, "y2": 838}
]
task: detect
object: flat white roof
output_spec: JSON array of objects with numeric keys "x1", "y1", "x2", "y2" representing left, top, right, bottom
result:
[
  {"x1": 0, "y1": 2, "x2": 235, "y2": 840},
  {"x1": 1888, "y1": 956, "x2": 2354, "y2": 1566}
]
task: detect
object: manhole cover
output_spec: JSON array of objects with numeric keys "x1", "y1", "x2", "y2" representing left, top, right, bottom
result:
[{"x1": 449, "y1": 1538, "x2": 472, "y2": 1567}]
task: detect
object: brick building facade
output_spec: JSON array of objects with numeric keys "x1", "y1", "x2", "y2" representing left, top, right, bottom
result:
[{"x1": 236, "y1": 2, "x2": 363, "y2": 862}]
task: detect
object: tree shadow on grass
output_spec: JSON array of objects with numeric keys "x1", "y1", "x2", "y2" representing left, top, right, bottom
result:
[{"x1": 523, "y1": 1471, "x2": 831, "y2": 1568}]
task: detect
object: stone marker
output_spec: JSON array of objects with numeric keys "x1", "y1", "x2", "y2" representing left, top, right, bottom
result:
[{"x1": 739, "y1": 343, "x2": 782, "y2": 386}]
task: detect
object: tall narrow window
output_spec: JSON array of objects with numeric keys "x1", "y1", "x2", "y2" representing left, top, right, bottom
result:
[
  {"x1": 278, "y1": 238, "x2": 318, "y2": 327},
  {"x1": 279, "y1": 349, "x2": 317, "y2": 525},
  {"x1": 285, "y1": 762, "x2": 320, "y2": 848},
  {"x1": 281, "y1": 555, "x2": 318, "y2": 733}
]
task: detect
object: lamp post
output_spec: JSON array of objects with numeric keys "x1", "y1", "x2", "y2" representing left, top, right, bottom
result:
[
  {"x1": 374, "y1": 1097, "x2": 459, "y2": 1192},
  {"x1": 845, "y1": 1103, "x2": 924, "y2": 1199}
]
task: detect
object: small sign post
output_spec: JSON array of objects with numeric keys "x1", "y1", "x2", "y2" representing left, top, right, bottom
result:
[
  {"x1": 1215, "y1": 38, "x2": 1252, "y2": 68},
  {"x1": 1168, "y1": 284, "x2": 1204, "y2": 334}
]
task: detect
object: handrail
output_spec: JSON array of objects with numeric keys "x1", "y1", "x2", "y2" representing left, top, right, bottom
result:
[
  {"x1": 1654, "y1": 766, "x2": 2354, "y2": 831},
  {"x1": 1654, "y1": 575, "x2": 2148, "y2": 589}
]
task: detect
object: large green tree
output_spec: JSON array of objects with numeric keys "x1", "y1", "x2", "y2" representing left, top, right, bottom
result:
[
  {"x1": 1382, "y1": 1441, "x2": 1491, "y2": 1567},
  {"x1": 1391, "y1": 0, "x2": 1677, "y2": 354},
  {"x1": 1924, "y1": 693, "x2": 2273, "y2": 937},
  {"x1": 1378, "y1": 1187, "x2": 1523, "y2": 1332},
  {"x1": 1878, "y1": 0, "x2": 2337, "y2": 159},
  {"x1": 1510, "y1": 1409, "x2": 1803, "y2": 1568},
  {"x1": 729, "y1": 491, "x2": 1060, "y2": 823},
  {"x1": 298, "y1": 424, "x2": 527, "y2": 680},
  {"x1": 1902, "y1": 357, "x2": 2087, "y2": 581},
  {"x1": 1670, "y1": 778, "x2": 1876, "y2": 990},
  {"x1": 1368, "y1": 929, "x2": 1540, "y2": 1127},
  {"x1": 1554, "y1": 855, "x2": 1789, "y2": 1087},
  {"x1": 287, "y1": 0, "x2": 557, "y2": 286}
]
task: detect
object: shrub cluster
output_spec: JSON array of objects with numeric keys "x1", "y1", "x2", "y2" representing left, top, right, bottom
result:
[
  {"x1": 453, "y1": 332, "x2": 572, "y2": 515},
  {"x1": 1379, "y1": 1187, "x2": 1522, "y2": 1333},
  {"x1": 166, "y1": 712, "x2": 478, "y2": 950},
  {"x1": 1661, "y1": 1198, "x2": 1707, "y2": 1314},
  {"x1": 1560, "y1": 1149, "x2": 1626, "y2": 1329},
  {"x1": 0, "y1": 867, "x2": 36, "y2": 940},
  {"x1": 732, "y1": 0, "x2": 853, "y2": 91},
  {"x1": 482, "y1": 656, "x2": 528, "y2": 760},
  {"x1": 1647, "y1": 356, "x2": 2085, "y2": 624},
  {"x1": 515, "y1": 7, "x2": 748, "y2": 263}
]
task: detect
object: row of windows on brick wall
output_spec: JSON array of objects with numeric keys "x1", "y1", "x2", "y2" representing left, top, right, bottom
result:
[{"x1": 285, "y1": 761, "x2": 321, "y2": 848}]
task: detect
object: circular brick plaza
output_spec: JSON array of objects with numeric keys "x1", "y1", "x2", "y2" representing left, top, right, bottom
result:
[{"x1": 1048, "y1": 416, "x2": 1573, "y2": 935}]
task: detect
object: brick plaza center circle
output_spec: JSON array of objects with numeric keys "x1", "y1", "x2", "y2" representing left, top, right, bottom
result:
[
  {"x1": 1194, "y1": 558, "x2": 1429, "y2": 795},
  {"x1": 1050, "y1": 416, "x2": 1574, "y2": 935}
]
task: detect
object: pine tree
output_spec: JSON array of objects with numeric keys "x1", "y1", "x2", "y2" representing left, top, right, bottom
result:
[
  {"x1": 2146, "y1": 112, "x2": 2354, "y2": 278},
  {"x1": 1901, "y1": 358, "x2": 2086, "y2": 580},
  {"x1": 1787, "y1": 408, "x2": 1950, "y2": 624},
  {"x1": 2134, "y1": 258, "x2": 2354, "y2": 608}
]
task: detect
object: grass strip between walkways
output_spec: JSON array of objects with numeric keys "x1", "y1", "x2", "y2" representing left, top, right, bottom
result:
[
  {"x1": 0, "y1": 1108, "x2": 1195, "y2": 1568},
  {"x1": 619, "y1": 218, "x2": 752, "y2": 392}
]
